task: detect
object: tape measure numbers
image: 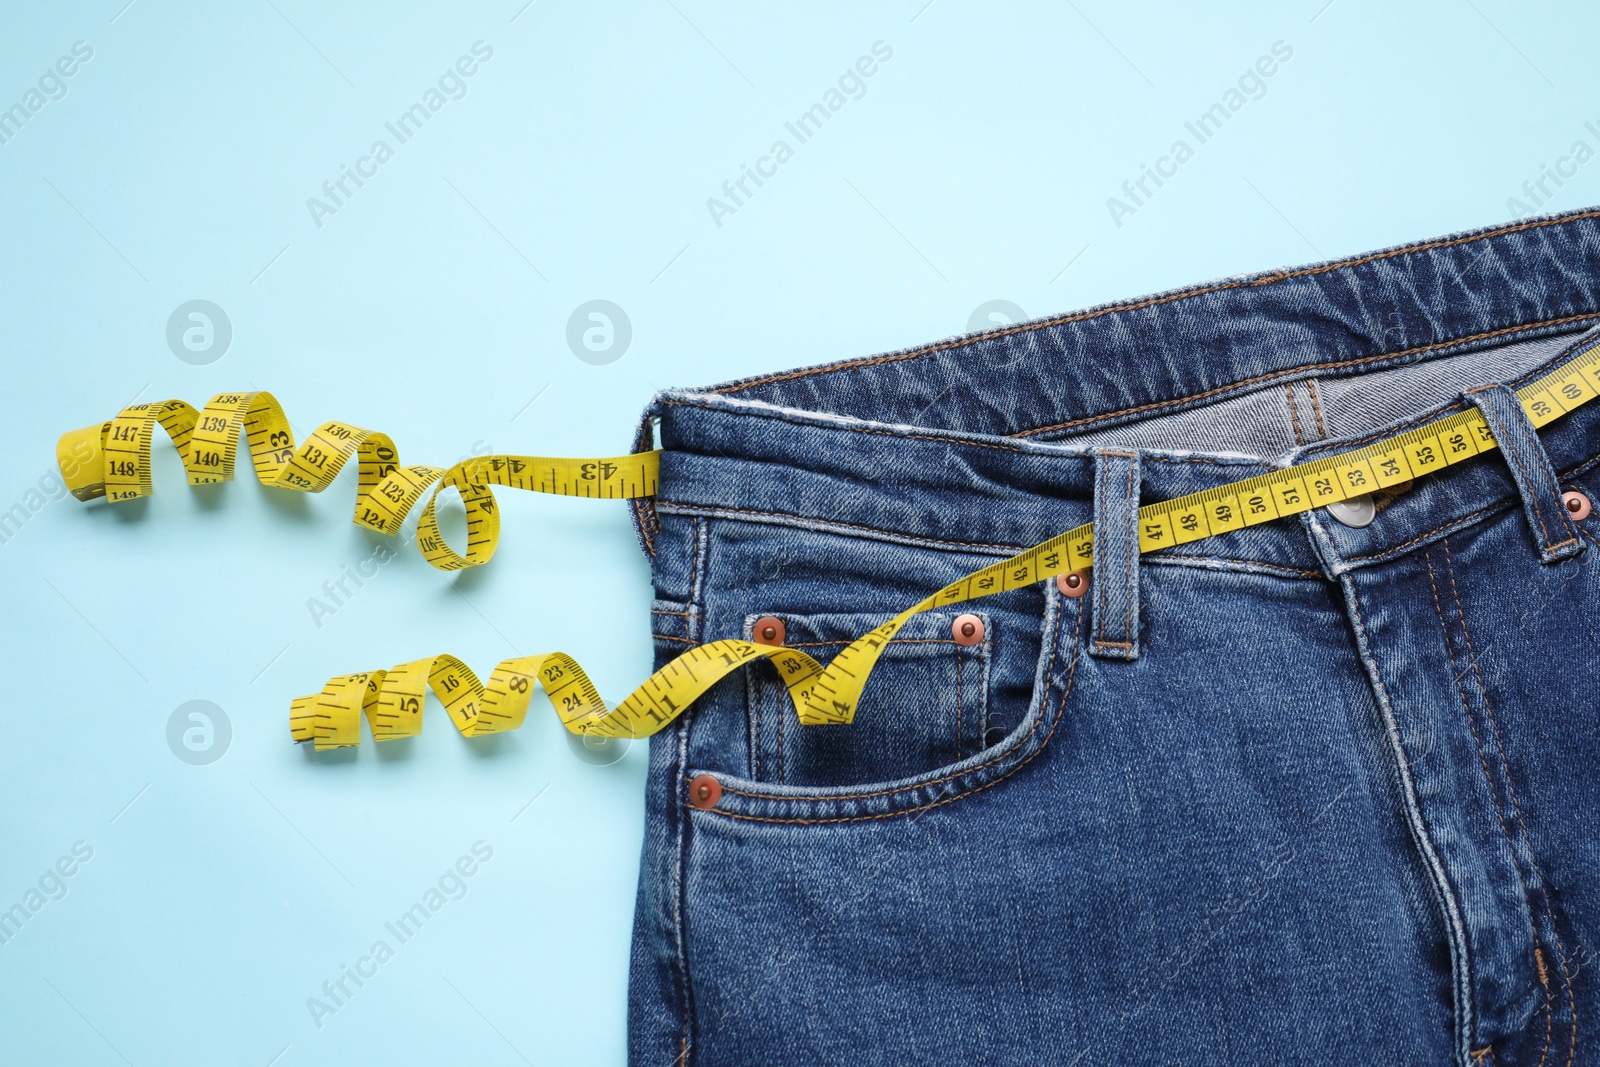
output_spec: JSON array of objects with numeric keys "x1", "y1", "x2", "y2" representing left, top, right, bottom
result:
[
  {"x1": 56, "y1": 390, "x2": 658, "y2": 570},
  {"x1": 798, "y1": 343, "x2": 1600, "y2": 727},
  {"x1": 289, "y1": 643, "x2": 831, "y2": 750},
  {"x1": 58, "y1": 344, "x2": 1600, "y2": 750}
]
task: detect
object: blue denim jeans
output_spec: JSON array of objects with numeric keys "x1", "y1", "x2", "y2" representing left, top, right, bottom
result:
[{"x1": 626, "y1": 208, "x2": 1600, "y2": 1066}]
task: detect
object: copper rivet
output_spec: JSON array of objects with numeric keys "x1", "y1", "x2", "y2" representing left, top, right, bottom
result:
[
  {"x1": 689, "y1": 774, "x2": 722, "y2": 811},
  {"x1": 1563, "y1": 490, "x2": 1592, "y2": 522},
  {"x1": 952, "y1": 613, "x2": 984, "y2": 646},
  {"x1": 752, "y1": 616, "x2": 786, "y2": 646},
  {"x1": 1056, "y1": 570, "x2": 1090, "y2": 598}
]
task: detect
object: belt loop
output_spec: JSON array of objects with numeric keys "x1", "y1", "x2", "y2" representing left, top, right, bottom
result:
[
  {"x1": 1465, "y1": 383, "x2": 1584, "y2": 564},
  {"x1": 1090, "y1": 449, "x2": 1142, "y2": 661}
]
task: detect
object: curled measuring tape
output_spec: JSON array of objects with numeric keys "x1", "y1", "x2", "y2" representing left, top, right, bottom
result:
[
  {"x1": 55, "y1": 391, "x2": 657, "y2": 570},
  {"x1": 284, "y1": 344, "x2": 1600, "y2": 748},
  {"x1": 58, "y1": 344, "x2": 1600, "y2": 750},
  {"x1": 289, "y1": 643, "x2": 831, "y2": 750}
]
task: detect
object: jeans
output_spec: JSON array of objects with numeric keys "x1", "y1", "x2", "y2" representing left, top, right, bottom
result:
[{"x1": 625, "y1": 208, "x2": 1600, "y2": 1066}]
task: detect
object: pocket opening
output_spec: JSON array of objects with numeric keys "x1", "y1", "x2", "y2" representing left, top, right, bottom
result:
[
  {"x1": 740, "y1": 584, "x2": 1049, "y2": 789},
  {"x1": 694, "y1": 581, "x2": 1081, "y2": 824}
]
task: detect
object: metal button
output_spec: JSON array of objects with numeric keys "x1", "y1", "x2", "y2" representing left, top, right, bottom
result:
[
  {"x1": 1056, "y1": 570, "x2": 1090, "y2": 598},
  {"x1": 1564, "y1": 490, "x2": 1593, "y2": 522},
  {"x1": 689, "y1": 774, "x2": 722, "y2": 810},
  {"x1": 952, "y1": 613, "x2": 984, "y2": 646},
  {"x1": 752, "y1": 616, "x2": 786, "y2": 646},
  {"x1": 1326, "y1": 494, "x2": 1376, "y2": 528}
]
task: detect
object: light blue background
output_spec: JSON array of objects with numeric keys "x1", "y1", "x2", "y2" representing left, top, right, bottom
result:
[{"x1": 1, "y1": 1, "x2": 1596, "y2": 1063}]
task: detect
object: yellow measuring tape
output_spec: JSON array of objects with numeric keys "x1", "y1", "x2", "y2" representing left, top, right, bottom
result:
[
  {"x1": 56, "y1": 391, "x2": 657, "y2": 570},
  {"x1": 59, "y1": 344, "x2": 1600, "y2": 750},
  {"x1": 286, "y1": 644, "x2": 825, "y2": 750}
]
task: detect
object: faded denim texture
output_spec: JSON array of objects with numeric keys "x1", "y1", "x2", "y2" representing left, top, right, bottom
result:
[{"x1": 627, "y1": 209, "x2": 1600, "y2": 1066}]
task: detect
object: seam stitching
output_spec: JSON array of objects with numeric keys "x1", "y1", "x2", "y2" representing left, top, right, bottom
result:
[
  {"x1": 1343, "y1": 582, "x2": 1475, "y2": 1062},
  {"x1": 713, "y1": 603, "x2": 1074, "y2": 808},
  {"x1": 711, "y1": 213, "x2": 1600, "y2": 395},
  {"x1": 658, "y1": 502, "x2": 1037, "y2": 552},
  {"x1": 1424, "y1": 547, "x2": 1552, "y2": 1064},
  {"x1": 706, "y1": 607, "x2": 1082, "y2": 824},
  {"x1": 1307, "y1": 333, "x2": 1598, "y2": 459},
  {"x1": 954, "y1": 643, "x2": 963, "y2": 762},
  {"x1": 1342, "y1": 503, "x2": 1508, "y2": 564},
  {"x1": 1095, "y1": 457, "x2": 1109, "y2": 647},
  {"x1": 660, "y1": 502, "x2": 1322, "y2": 575},
  {"x1": 660, "y1": 399, "x2": 1276, "y2": 464},
  {"x1": 1015, "y1": 313, "x2": 1600, "y2": 438},
  {"x1": 672, "y1": 673, "x2": 692, "y2": 1064},
  {"x1": 1122, "y1": 459, "x2": 1137, "y2": 649},
  {"x1": 1476, "y1": 393, "x2": 1557, "y2": 548},
  {"x1": 977, "y1": 639, "x2": 991, "y2": 751},
  {"x1": 672, "y1": 514, "x2": 711, "y2": 1065},
  {"x1": 1308, "y1": 378, "x2": 1329, "y2": 439},
  {"x1": 1507, "y1": 437, "x2": 1555, "y2": 547},
  {"x1": 748, "y1": 623, "x2": 762, "y2": 783},
  {"x1": 1442, "y1": 539, "x2": 1578, "y2": 1066}
]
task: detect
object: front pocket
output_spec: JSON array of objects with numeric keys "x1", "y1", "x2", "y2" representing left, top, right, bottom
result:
[
  {"x1": 696, "y1": 580, "x2": 1076, "y2": 825},
  {"x1": 742, "y1": 610, "x2": 991, "y2": 787}
]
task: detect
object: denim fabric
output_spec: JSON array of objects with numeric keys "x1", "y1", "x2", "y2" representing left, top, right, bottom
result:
[
  {"x1": 628, "y1": 208, "x2": 1600, "y2": 1066},
  {"x1": 1467, "y1": 383, "x2": 1585, "y2": 564},
  {"x1": 1091, "y1": 449, "x2": 1142, "y2": 661}
]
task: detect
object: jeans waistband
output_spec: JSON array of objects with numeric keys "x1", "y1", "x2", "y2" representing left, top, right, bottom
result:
[{"x1": 643, "y1": 208, "x2": 1600, "y2": 577}]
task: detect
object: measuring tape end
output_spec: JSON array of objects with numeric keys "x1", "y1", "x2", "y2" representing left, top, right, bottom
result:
[{"x1": 57, "y1": 424, "x2": 107, "y2": 501}]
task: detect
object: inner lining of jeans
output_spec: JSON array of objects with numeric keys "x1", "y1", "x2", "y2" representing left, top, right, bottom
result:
[{"x1": 1041, "y1": 332, "x2": 1584, "y2": 458}]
